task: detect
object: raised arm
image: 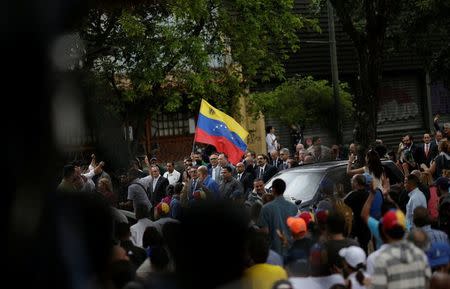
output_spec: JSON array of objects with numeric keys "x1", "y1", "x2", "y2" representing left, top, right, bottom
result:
[
  {"x1": 361, "y1": 181, "x2": 376, "y2": 223},
  {"x1": 347, "y1": 153, "x2": 365, "y2": 176},
  {"x1": 425, "y1": 160, "x2": 437, "y2": 176}
]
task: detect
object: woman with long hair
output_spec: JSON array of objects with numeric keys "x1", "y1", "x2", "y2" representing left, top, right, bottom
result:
[{"x1": 347, "y1": 149, "x2": 386, "y2": 191}]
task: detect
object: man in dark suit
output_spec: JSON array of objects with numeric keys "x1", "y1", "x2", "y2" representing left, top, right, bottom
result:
[
  {"x1": 254, "y1": 154, "x2": 278, "y2": 183},
  {"x1": 147, "y1": 165, "x2": 169, "y2": 206},
  {"x1": 269, "y1": 150, "x2": 283, "y2": 169},
  {"x1": 235, "y1": 162, "x2": 255, "y2": 196},
  {"x1": 182, "y1": 166, "x2": 201, "y2": 204},
  {"x1": 399, "y1": 134, "x2": 419, "y2": 175},
  {"x1": 278, "y1": 148, "x2": 290, "y2": 171},
  {"x1": 416, "y1": 133, "x2": 438, "y2": 168},
  {"x1": 434, "y1": 130, "x2": 443, "y2": 146}
]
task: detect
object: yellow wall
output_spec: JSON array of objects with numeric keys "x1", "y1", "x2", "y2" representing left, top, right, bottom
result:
[{"x1": 238, "y1": 97, "x2": 266, "y2": 154}]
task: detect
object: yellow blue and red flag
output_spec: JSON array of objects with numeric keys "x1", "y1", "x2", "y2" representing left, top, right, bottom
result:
[{"x1": 194, "y1": 99, "x2": 248, "y2": 164}]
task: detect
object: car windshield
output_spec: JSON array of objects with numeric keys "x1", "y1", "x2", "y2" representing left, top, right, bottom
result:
[{"x1": 265, "y1": 171, "x2": 323, "y2": 203}]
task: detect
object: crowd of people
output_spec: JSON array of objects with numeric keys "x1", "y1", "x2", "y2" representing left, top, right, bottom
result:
[{"x1": 54, "y1": 119, "x2": 450, "y2": 289}]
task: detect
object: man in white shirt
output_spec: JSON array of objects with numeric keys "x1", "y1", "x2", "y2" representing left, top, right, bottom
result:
[
  {"x1": 163, "y1": 162, "x2": 181, "y2": 185},
  {"x1": 405, "y1": 174, "x2": 427, "y2": 231},
  {"x1": 266, "y1": 126, "x2": 279, "y2": 153},
  {"x1": 130, "y1": 204, "x2": 155, "y2": 247},
  {"x1": 208, "y1": 153, "x2": 222, "y2": 182}
]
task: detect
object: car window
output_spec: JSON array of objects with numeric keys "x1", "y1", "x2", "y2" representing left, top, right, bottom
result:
[
  {"x1": 265, "y1": 171, "x2": 323, "y2": 203},
  {"x1": 325, "y1": 168, "x2": 352, "y2": 197}
]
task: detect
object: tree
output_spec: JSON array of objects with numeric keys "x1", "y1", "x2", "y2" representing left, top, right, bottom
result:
[
  {"x1": 249, "y1": 75, "x2": 352, "y2": 131},
  {"x1": 76, "y1": 0, "x2": 314, "y2": 157},
  {"x1": 310, "y1": 0, "x2": 450, "y2": 148},
  {"x1": 328, "y1": 0, "x2": 405, "y2": 148},
  {"x1": 394, "y1": 0, "x2": 450, "y2": 86}
]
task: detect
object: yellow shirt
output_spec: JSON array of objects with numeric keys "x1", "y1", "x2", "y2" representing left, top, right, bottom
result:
[{"x1": 244, "y1": 263, "x2": 288, "y2": 289}]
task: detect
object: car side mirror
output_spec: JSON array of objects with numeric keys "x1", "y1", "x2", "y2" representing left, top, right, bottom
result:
[{"x1": 295, "y1": 200, "x2": 302, "y2": 205}]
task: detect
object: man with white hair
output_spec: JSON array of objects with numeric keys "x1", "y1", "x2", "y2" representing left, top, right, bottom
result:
[
  {"x1": 279, "y1": 148, "x2": 290, "y2": 170},
  {"x1": 270, "y1": 150, "x2": 282, "y2": 169}
]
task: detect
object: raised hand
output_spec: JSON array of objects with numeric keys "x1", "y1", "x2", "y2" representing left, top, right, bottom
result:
[{"x1": 348, "y1": 153, "x2": 356, "y2": 163}]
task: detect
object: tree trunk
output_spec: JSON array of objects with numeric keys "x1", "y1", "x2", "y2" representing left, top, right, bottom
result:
[
  {"x1": 126, "y1": 112, "x2": 148, "y2": 160},
  {"x1": 353, "y1": 41, "x2": 383, "y2": 150}
]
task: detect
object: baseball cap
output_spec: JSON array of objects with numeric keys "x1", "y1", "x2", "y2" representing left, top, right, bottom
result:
[
  {"x1": 287, "y1": 217, "x2": 307, "y2": 236},
  {"x1": 298, "y1": 211, "x2": 315, "y2": 225},
  {"x1": 339, "y1": 246, "x2": 366, "y2": 269},
  {"x1": 315, "y1": 209, "x2": 329, "y2": 225},
  {"x1": 427, "y1": 242, "x2": 450, "y2": 268},
  {"x1": 156, "y1": 202, "x2": 170, "y2": 215},
  {"x1": 381, "y1": 209, "x2": 406, "y2": 229}
]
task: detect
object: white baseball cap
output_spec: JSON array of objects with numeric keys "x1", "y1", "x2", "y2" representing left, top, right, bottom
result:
[{"x1": 338, "y1": 246, "x2": 366, "y2": 268}]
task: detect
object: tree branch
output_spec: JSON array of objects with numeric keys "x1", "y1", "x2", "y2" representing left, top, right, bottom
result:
[
  {"x1": 161, "y1": 17, "x2": 206, "y2": 76},
  {"x1": 108, "y1": 70, "x2": 123, "y2": 100},
  {"x1": 84, "y1": 9, "x2": 121, "y2": 67},
  {"x1": 329, "y1": 0, "x2": 365, "y2": 46}
]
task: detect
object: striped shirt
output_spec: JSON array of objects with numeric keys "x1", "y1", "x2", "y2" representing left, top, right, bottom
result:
[
  {"x1": 371, "y1": 240, "x2": 431, "y2": 289},
  {"x1": 421, "y1": 225, "x2": 449, "y2": 244}
]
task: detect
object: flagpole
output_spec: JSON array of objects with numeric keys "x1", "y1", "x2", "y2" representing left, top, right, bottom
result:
[
  {"x1": 192, "y1": 137, "x2": 196, "y2": 153},
  {"x1": 192, "y1": 102, "x2": 200, "y2": 154}
]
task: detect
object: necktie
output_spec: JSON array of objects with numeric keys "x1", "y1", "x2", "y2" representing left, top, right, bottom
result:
[
  {"x1": 259, "y1": 168, "x2": 263, "y2": 178},
  {"x1": 238, "y1": 173, "x2": 241, "y2": 181},
  {"x1": 152, "y1": 179, "x2": 157, "y2": 192},
  {"x1": 192, "y1": 179, "x2": 197, "y2": 192},
  {"x1": 425, "y1": 144, "x2": 429, "y2": 156}
]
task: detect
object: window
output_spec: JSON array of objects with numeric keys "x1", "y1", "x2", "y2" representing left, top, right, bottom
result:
[{"x1": 152, "y1": 113, "x2": 192, "y2": 137}]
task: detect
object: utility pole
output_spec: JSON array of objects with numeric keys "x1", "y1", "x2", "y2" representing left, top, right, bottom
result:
[{"x1": 327, "y1": 1, "x2": 342, "y2": 145}]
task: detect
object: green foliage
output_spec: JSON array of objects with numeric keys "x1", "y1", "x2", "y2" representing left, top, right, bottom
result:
[
  {"x1": 78, "y1": 0, "x2": 313, "y2": 122},
  {"x1": 391, "y1": 0, "x2": 450, "y2": 85},
  {"x1": 249, "y1": 76, "x2": 352, "y2": 129}
]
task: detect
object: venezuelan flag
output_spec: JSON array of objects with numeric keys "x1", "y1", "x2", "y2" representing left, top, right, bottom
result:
[{"x1": 194, "y1": 99, "x2": 248, "y2": 164}]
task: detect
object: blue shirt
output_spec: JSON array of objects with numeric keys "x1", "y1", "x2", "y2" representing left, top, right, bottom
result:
[
  {"x1": 370, "y1": 189, "x2": 383, "y2": 220},
  {"x1": 170, "y1": 196, "x2": 182, "y2": 220},
  {"x1": 406, "y1": 188, "x2": 427, "y2": 230},
  {"x1": 202, "y1": 176, "x2": 220, "y2": 199},
  {"x1": 422, "y1": 225, "x2": 449, "y2": 244},
  {"x1": 257, "y1": 196, "x2": 298, "y2": 256},
  {"x1": 368, "y1": 216, "x2": 383, "y2": 249}
]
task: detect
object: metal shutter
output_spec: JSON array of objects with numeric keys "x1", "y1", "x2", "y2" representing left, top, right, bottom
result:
[{"x1": 377, "y1": 74, "x2": 426, "y2": 150}]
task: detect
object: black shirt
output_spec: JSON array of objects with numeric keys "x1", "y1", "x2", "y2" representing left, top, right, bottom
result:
[
  {"x1": 324, "y1": 238, "x2": 359, "y2": 269},
  {"x1": 344, "y1": 189, "x2": 369, "y2": 239},
  {"x1": 286, "y1": 237, "x2": 314, "y2": 264}
]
